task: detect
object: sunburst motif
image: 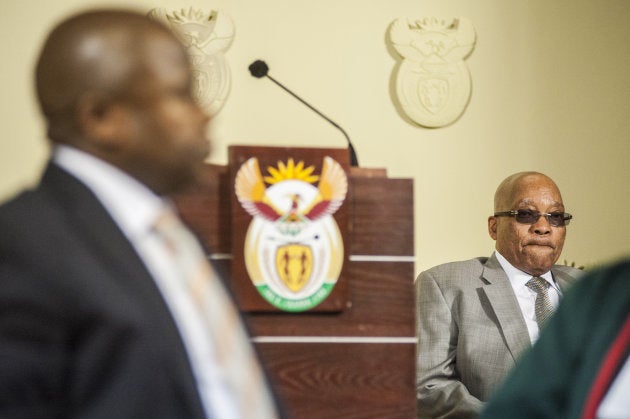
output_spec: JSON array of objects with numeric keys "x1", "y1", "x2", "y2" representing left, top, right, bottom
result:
[
  {"x1": 235, "y1": 156, "x2": 347, "y2": 231},
  {"x1": 264, "y1": 159, "x2": 319, "y2": 185}
]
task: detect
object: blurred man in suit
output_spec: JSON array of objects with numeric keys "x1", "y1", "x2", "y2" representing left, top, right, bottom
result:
[
  {"x1": 415, "y1": 171, "x2": 582, "y2": 418},
  {"x1": 481, "y1": 258, "x2": 630, "y2": 418},
  {"x1": 0, "y1": 8, "x2": 279, "y2": 418}
]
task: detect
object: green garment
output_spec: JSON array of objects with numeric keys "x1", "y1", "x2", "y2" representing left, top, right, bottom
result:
[{"x1": 481, "y1": 259, "x2": 630, "y2": 418}]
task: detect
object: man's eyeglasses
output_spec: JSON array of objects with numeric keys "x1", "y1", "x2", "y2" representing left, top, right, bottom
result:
[{"x1": 493, "y1": 210, "x2": 573, "y2": 227}]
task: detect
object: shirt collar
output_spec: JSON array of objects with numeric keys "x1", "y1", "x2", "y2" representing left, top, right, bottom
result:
[
  {"x1": 52, "y1": 145, "x2": 171, "y2": 239},
  {"x1": 494, "y1": 250, "x2": 554, "y2": 288}
]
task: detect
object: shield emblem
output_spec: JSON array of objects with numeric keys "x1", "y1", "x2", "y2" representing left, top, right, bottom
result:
[
  {"x1": 275, "y1": 244, "x2": 313, "y2": 293},
  {"x1": 419, "y1": 77, "x2": 449, "y2": 115}
]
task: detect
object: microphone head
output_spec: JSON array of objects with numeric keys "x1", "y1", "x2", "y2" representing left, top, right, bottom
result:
[{"x1": 249, "y1": 60, "x2": 269, "y2": 78}]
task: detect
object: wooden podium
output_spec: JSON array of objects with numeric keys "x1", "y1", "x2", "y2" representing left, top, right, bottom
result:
[{"x1": 175, "y1": 146, "x2": 416, "y2": 418}]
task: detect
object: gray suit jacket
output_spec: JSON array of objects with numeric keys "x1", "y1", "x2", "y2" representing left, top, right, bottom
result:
[{"x1": 415, "y1": 253, "x2": 582, "y2": 418}]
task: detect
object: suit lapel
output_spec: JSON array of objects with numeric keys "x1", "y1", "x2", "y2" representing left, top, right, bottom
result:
[{"x1": 479, "y1": 254, "x2": 531, "y2": 361}]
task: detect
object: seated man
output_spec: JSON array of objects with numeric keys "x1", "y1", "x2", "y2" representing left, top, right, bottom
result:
[{"x1": 415, "y1": 171, "x2": 582, "y2": 418}]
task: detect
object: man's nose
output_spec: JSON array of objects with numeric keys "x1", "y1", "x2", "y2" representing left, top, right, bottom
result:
[{"x1": 532, "y1": 214, "x2": 551, "y2": 234}]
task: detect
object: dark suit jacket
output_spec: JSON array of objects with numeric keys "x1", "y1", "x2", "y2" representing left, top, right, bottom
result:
[
  {"x1": 0, "y1": 163, "x2": 216, "y2": 417},
  {"x1": 481, "y1": 259, "x2": 630, "y2": 418},
  {"x1": 416, "y1": 253, "x2": 582, "y2": 418}
]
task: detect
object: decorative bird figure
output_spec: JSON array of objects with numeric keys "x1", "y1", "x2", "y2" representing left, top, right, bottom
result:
[{"x1": 235, "y1": 156, "x2": 347, "y2": 232}]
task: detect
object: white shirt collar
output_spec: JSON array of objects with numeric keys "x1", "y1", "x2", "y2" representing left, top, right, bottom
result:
[
  {"x1": 52, "y1": 145, "x2": 170, "y2": 240},
  {"x1": 494, "y1": 250, "x2": 554, "y2": 288}
]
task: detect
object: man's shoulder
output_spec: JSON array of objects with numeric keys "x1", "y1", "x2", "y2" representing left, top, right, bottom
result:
[
  {"x1": 551, "y1": 263, "x2": 584, "y2": 280},
  {"x1": 0, "y1": 189, "x2": 42, "y2": 222},
  {"x1": 0, "y1": 163, "x2": 83, "y2": 228},
  {"x1": 418, "y1": 256, "x2": 491, "y2": 284},
  {"x1": 0, "y1": 165, "x2": 55, "y2": 221},
  {"x1": 423, "y1": 256, "x2": 490, "y2": 273},
  {"x1": 0, "y1": 182, "x2": 65, "y2": 247}
]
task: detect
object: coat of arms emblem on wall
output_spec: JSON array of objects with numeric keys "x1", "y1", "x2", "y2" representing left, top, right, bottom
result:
[
  {"x1": 234, "y1": 157, "x2": 347, "y2": 312},
  {"x1": 148, "y1": 8, "x2": 234, "y2": 116},
  {"x1": 389, "y1": 17, "x2": 476, "y2": 128}
]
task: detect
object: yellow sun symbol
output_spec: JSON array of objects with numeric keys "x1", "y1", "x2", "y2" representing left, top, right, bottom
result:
[{"x1": 264, "y1": 158, "x2": 320, "y2": 184}]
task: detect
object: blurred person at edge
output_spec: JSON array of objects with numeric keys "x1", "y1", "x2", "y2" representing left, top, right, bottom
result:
[
  {"x1": 0, "y1": 8, "x2": 282, "y2": 418},
  {"x1": 482, "y1": 259, "x2": 630, "y2": 419}
]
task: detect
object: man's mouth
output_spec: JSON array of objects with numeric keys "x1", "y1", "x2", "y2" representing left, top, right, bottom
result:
[{"x1": 525, "y1": 241, "x2": 554, "y2": 248}]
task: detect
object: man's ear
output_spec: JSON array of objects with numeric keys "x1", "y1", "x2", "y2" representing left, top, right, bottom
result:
[
  {"x1": 77, "y1": 93, "x2": 130, "y2": 150},
  {"x1": 488, "y1": 216, "x2": 498, "y2": 240}
]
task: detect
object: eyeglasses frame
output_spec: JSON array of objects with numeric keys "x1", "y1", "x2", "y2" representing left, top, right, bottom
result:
[{"x1": 493, "y1": 210, "x2": 573, "y2": 227}]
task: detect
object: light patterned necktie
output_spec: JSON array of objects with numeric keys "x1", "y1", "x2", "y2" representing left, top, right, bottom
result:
[
  {"x1": 526, "y1": 276, "x2": 554, "y2": 326},
  {"x1": 153, "y1": 209, "x2": 278, "y2": 419}
]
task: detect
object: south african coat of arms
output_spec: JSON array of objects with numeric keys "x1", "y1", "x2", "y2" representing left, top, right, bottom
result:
[{"x1": 234, "y1": 156, "x2": 347, "y2": 312}]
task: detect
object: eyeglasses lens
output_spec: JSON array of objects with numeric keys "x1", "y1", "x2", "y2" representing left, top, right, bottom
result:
[{"x1": 515, "y1": 210, "x2": 569, "y2": 227}]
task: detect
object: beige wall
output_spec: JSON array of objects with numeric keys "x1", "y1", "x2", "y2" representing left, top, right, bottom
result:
[{"x1": 1, "y1": 0, "x2": 629, "y2": 273}]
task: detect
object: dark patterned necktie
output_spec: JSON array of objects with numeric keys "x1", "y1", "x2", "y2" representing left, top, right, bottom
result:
[{"x1": 526, "y1": 276, "x2": 554, "y2": 326}]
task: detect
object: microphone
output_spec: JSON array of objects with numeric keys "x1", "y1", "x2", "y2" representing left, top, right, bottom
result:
[{"x1": 248, "y1": 60, "x2": 359, "y2": 167}]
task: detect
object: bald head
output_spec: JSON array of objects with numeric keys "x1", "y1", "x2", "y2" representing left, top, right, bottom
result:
[
  {"x1": 493, "y1": 171, "x2": 563, "y2": 212},
  {"x1": 33, "y1": 9, "x2": 211, "y2": 195},
  {"x1": 35, "y1": 9, "x2": 179, "y2": 143}
]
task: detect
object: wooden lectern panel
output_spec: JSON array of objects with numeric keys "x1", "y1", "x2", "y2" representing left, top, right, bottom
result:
[
  {"x1": 175, "y1": 151, "x2": 416, "y2": 419},
  {"x1": 260, "y1": 342, "x2": 414, "y2": 419}
]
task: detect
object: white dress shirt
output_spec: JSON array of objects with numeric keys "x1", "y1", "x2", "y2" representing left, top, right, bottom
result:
[
  {"x1": 494, "y1": 251, "x2": 562, "y2": 344},
  {"x1": 53, "y1": 145, "x2": 239, "y2": 419}
]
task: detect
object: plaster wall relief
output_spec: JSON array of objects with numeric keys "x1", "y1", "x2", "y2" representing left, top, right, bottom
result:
[
  {"x1": 148, "y1": 8, "x2": 235, "y2": 116},
  {"x1": 388, "y1": 17, "x2": 476, "y2": 128}
]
